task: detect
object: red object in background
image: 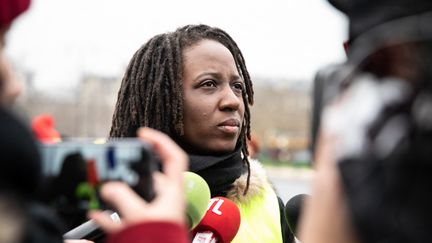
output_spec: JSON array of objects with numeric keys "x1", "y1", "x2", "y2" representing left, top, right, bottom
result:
[
  {"x1": 31, "y1": 114, "x2": 61, "y2": 143},
  {"x1": 86, "y1": 159, "x2": 99, "y2": 186}
]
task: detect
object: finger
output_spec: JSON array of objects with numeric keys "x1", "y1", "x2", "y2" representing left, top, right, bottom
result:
[
  {"x1": 152, "y1": 172, "x2": 166, "y2": 197},
  {"x1": 150, "y1": 171, "x2": 186, "y2": 225},
  {"x1": 151, "y1": 172, "x2": 173, "y2": 207},
  {"x1": 99, "y1": 181, "x2": 148, "y2": 219},
  {"x1": 88, "y1": 210, "x2": 122, "y2": 233},
  {"x1": 137, "y1": 127, "x2": 188, "y2": 181},
  {"x1": 314, "y1": 131, "x2": 337, "y2": 169},
  {"x1": 151, "y1": 171, "x2": 181, "y2": 199}
]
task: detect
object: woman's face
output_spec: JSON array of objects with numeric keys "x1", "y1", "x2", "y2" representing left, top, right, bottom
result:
[{"x1": 181, "y1": 39, "x2": 245, "y2": 154}]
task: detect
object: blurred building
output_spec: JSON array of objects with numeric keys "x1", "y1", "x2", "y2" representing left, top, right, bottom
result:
[
  {"x1": 17, "y1": 74, "x2": 312, "y2": 162},
  {"x1": 16, "y1": 74, "x2": 120, "y2": 138},
  {"x1": 251, "y1": 78, "x2": 312, "y2": 162}
]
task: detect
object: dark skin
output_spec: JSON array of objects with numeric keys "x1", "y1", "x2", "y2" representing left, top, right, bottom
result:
[
  {"x1": 109, "y1": 24, "x2": 256, "y2": 197},
  {"x1": 180, "y1": 39, "x2": 245, "y2": 155}
]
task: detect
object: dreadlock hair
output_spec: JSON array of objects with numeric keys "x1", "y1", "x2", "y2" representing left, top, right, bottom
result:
[{"x1": 109, "y1": 24, "x2": 254, "y2": 194}]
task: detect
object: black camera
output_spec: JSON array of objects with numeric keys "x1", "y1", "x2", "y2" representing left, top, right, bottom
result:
[{"x1": 310, "y1": 63, "x2": 354, "y2": 155}]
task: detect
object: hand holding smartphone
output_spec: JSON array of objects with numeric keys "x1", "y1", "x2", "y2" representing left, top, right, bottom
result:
[{"x1": 38, "y1": 138, "x2": 159, "y2": 231}]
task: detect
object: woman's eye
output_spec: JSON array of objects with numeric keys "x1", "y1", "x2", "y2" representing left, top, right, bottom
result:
[
  {"x1": 201, "y1": 80, "x2": 216, "y2": 87},
  {"x1": 233, "y1": 82, "x2": 244, "y2": 91}
]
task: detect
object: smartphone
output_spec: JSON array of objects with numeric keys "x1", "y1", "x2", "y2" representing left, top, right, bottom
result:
[{"x1": 37, "y1": 138, "x2": 158, "y2": 230}]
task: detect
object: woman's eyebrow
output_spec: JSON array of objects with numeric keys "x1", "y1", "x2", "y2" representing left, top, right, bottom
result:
[
  {"x1": 231, "y1": 74, "x2": 242, "y2": 81},
  {"x1": 194, "y1": 71, "x2": 222, "y2": 80},
  {"x1": 194, "y1": 72, "x2": 242, "y2": 82}
]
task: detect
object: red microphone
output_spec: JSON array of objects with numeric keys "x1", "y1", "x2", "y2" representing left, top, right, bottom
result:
[{"x1": 192, "y1": 197, "x2": 241, "y2": 243}]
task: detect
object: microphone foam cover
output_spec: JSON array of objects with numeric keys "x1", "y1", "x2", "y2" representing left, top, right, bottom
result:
[
  {"x1": 194, "y1": 196, "x2": 241, "y2": 243},
  {"x1": 285, "y1": 194, "x2": 308, "y2": 235},
  {"x1": 184, "y1": 171, "x2": 211, "y2": 229}
]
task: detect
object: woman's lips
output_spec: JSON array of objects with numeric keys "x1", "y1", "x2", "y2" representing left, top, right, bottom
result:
[
  {"x1": 218, "y1": 125, "x2": 239, "y2": 134},
  {"x1": 217, "y1": 119, "x2": 240, "y2": 134}
]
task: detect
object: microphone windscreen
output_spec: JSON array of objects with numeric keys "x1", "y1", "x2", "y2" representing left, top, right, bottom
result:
[
  {"x1": 285, "y1": 194, "x2": 309, "y2": 236},
  {"x1": 193, "y1": 196, "x2": 241, "y2": 243},
  {"x1": 184, "y1": 172, "x2": 211, "y2": 229}
]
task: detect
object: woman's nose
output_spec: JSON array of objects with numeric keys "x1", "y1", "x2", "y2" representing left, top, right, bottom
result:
[{"x1": 219, "y1": 85, "x2": 241, "y2": 111}]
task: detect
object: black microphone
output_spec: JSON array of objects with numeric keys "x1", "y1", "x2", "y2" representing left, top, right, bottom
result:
[
  {"x1": 284, "y1": 194, "x2": 309, "y2": 238},
  {"x1": 63, "y1": 211, "x2": 120, "y2": 241}
]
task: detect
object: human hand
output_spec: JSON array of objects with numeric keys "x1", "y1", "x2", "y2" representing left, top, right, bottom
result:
[
  {"x1": 89, "y1": 127, "x2": 188, "y2": 233},
  {"x1": 298, "y1": 102, "x2": 360, "y2": 243}
]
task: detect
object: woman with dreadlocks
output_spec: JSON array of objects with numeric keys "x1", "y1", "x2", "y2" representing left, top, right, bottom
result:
[{"x1": 110, "y1": 24, "x2": 293, "y2": 243}]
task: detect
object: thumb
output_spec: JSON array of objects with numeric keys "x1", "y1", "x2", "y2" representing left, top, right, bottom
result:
[{"x1": 88, "y1": 210, "x2": 123, "y2": 233}]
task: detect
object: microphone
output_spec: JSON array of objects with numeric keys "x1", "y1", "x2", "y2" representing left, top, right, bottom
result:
[
  {"x1": 192, "y1": 197, "x2": 241, "y2": 243},
  {"x1": 63, "y1": 211, "x2": 120, "y2": 241},
  {"x1": 63, "y1": 172, "x2": 210, "y2": 241},
  {"x1": 285, "y1": 194, "x2": 309, "y2": 237},
  {"x1": 184, "y1": 172, "x2": 211, "y2": 229},
  {"x1": 64, "y1": 172, "x2": 210, "y2": 240}
]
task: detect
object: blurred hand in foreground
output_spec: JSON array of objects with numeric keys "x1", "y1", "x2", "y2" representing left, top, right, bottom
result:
[{"x1": 89, "y1": 127, "x2": 188, "y2": 233}]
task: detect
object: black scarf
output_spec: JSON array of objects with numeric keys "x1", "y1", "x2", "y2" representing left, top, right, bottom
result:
[{"x1": 188, "y1": 146, "x2": 246, "y2": 197}]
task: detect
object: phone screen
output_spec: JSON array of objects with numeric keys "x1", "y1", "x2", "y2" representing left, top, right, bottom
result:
[{"x1": 37, "y1": 139, "x2": 157, "y2": 230}]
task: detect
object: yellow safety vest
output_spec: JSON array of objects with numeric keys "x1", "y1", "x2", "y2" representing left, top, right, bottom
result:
[{"x1": 231, "y1": 182, "x2": 282, "y2": 243}]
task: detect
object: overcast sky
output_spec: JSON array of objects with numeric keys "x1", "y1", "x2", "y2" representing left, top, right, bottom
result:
[{"x1": 6, "y1": 0, "x2": 348, "y2": 94}]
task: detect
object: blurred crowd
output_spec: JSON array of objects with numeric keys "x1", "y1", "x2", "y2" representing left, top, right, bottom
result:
[{"x1": 1, "y1": 0, "x2": 432, "y2": 242}]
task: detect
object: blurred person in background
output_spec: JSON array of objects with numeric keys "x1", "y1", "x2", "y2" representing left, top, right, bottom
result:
[
  {"x1": 0, "y1": 1, "x2": 190, "y2": 242},
  {"x1": 109, "y1": 24, "x2": 294, "y2": 243},
  {"x1": 0, "y1": 0, "x2": 29, "y2": 132},
  {"x1": 300, "y1": 0, "x2": 432, "y2": 242},
  {"x1": 0, "y1": 0, "x2": 24, "y2": 106},
  {"x1": 247, "y1": 133, "x2": 261, "y2": 159},
  {"x1": 0, "y1": 1, "x2": 65, "y2": 242}
]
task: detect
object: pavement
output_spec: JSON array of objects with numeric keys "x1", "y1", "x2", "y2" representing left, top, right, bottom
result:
[
  {"x1": 263, "y1": 165, "x2": 314, "y2": 181},
  {"x1": 263, "y1": 165, "x2": 314, "y2": 202}
]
